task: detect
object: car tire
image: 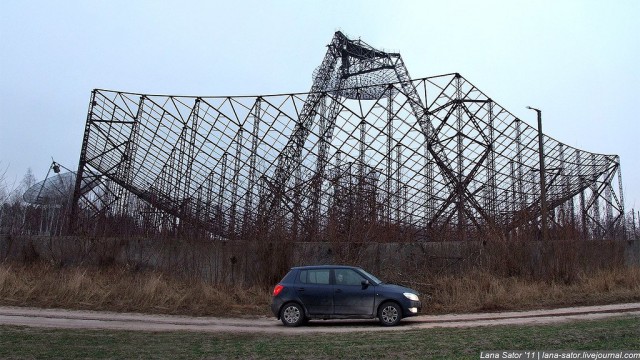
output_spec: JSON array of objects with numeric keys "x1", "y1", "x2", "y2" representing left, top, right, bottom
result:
[
  {"x1": 280, "y1": 303, "x2": 306, "y2": 327},
  {"x1": 378, "y1": 302, "x2": 402, "y2": 326}
]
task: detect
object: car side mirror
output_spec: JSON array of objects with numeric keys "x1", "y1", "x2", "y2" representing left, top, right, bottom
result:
[{"x1": 361, "y1": 279, "x2": 370, "y2": 288}]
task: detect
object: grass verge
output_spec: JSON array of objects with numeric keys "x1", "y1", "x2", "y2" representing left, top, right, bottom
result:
[{"x1": 0, "y1": 315, "x2": 638, "y2": 359}]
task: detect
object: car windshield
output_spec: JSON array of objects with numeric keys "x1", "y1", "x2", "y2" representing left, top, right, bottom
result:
[{"x1": 359, "y1": 268, "x2": 383, "y2": 285}]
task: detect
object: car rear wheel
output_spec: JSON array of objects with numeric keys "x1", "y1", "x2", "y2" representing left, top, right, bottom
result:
[
  {"x1": 378, "y1": 302, "x2": 402, "y2": 326},
  {"x1": 280, "y1": 303, "x2": 305, "y2": 327}
]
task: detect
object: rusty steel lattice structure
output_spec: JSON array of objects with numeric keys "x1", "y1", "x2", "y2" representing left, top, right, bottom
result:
[{"x1": 71, "y1": 32, "x2": 626, "y2": 241}]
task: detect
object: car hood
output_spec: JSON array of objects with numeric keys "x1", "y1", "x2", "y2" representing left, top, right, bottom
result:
[{"x1": 377, "y1": 283, "x2": 418, "y2": 295}]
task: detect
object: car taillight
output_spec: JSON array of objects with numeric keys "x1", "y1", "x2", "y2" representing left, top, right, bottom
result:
[{"x1": 273, "y1": 284, "x2": 284, "y2": 296}]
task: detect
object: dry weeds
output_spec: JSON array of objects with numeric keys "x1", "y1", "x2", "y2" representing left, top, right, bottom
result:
[
  {"x1": 0, "y1": 262, "x2": 271, "y2": 317},
  {"x1": 1, "y1": 261, "x2": 638, "y2": 317},
  {"x1": 425, "y1": 266, "x2": 640, "y2": 313}
]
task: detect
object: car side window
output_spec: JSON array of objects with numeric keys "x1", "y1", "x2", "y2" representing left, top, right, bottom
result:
[
  {"x1": 334, "y1": 269, "x2": 366, "y2": 286},
  {"x1": 298, "y1": 269, "x2": 330, "y2": 285}
]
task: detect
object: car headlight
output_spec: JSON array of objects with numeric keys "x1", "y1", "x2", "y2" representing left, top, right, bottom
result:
[{"x1": 403, "y1": 292, "x2": 419, "y2": 301}]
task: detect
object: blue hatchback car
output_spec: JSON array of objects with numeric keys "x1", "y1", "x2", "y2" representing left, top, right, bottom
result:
[{"x1": 271, "y1": 265, "x2": 422, "y2": 326}]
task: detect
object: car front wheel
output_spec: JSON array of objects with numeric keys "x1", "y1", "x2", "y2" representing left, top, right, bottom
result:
[
  {"x1": 280, "y1": 303, "x2": 305, "y2": 327},
  {"x1": 378, "y1": 302, "x2": 402, "y2": 326}
]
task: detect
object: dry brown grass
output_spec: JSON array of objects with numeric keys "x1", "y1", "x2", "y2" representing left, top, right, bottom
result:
[
  {"x1": 0, "y1": 261, "x2": 271, "y2": 317},
  {"x1": 424, "y1": 266, "x2": 640, "y2": 314},
  {"x1": 1, "y1": 260, "x2": 639, "y2": 317}
]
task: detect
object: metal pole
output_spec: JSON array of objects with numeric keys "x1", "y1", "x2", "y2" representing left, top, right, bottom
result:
[{"x1": 527, "y1": 106, "x2": 547, "y2": 241}]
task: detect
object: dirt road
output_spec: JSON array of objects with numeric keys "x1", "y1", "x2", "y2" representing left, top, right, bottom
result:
[{"x1": 1, "y1": 303, "x2": 639, "y2": 334}]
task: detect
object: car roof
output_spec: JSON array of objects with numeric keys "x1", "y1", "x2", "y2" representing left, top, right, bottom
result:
[{"x1": 290, "y1": 265, "x2": 362, "y2": 270}]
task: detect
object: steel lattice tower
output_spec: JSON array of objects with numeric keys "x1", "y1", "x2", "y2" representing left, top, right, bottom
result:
[{"x1": 71, "y1": 32, "x2": 626, "y2": 241}]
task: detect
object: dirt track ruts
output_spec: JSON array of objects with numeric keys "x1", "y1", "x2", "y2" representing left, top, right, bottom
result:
[{"x1": 1, "y1": 303, "x2": 639, "y2": 334}]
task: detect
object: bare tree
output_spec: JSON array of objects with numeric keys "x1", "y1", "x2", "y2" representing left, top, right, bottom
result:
[
  {"x1": 21, "y1": 168, "x2": 36, "y2": 193},
  {"x1": 4, "y1": 167, "x2": 36, "y2": 204},
  {"x1": 0, "y1": 161, "x2": 7, "y2": 203}
]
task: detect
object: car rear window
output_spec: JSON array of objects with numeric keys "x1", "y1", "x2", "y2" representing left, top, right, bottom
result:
[
  {"x1": 279, "y1": 270, "x2": 298, "y2": 284},
  {"x1": 298, "y1": 269, "x2": 330, "y2": 285}
]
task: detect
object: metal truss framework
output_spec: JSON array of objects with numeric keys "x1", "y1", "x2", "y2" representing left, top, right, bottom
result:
[{"x1": 71, "y1": 32, "x2": 626, "y2": 241}]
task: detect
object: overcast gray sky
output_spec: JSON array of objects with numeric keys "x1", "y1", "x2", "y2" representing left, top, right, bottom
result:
[{"x1": 1, "y1": 0, "x2": 639, "y2": 212}]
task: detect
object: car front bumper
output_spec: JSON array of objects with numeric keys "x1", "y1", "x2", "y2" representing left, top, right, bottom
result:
[{"x1": 405, "y1": 300, "x2": 422, "y2": 316}]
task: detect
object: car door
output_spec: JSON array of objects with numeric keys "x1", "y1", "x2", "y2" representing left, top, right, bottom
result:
[
  {"x1": 295, "y1": 268, "x2": 333, "y2": 315},
  {"x1": 332, "y1": 268, "x2": 376, "y2": 316}
]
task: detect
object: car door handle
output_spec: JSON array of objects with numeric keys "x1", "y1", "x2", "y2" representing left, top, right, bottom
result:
[
  {"x1": 335, "y1": 289, "x2": 342, "y2": 293},
  {"x1": 297, "y1": 288, "x2": 305, "y2": 292}
]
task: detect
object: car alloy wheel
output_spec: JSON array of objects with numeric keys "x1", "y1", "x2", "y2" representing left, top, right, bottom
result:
[
  {"x1": 281, "y1": 303, "x2": 304, "y2": 327},
  {"x1": 379, "y1": 302, "x2": 401, "y2": 326}
]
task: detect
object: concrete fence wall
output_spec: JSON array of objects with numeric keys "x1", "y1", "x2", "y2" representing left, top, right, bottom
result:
[{"x1": 1, "y1": 234, "x2": 638, "y2": 286}]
